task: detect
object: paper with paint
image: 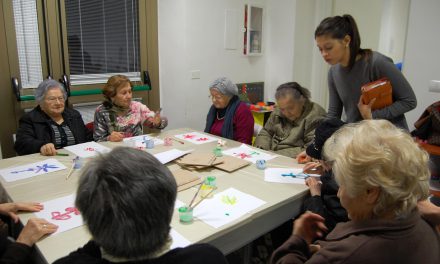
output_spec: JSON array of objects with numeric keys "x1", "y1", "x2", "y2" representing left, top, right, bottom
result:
[
  {"x1": 64, "y1": 142, "x2": 110, "y2": 158},
  {"x1": 0, "y1": 159, "x2": 67, "y2": 182},
  {"x1": 222, "y1": 144, "x2": 277, "y2": 164},
  {"x1": 34, "y1": 194, "x2": 83, "y2": 234},
  {"x1": 193, "y1": 187, "x2": 266, "y2": 228},
  {"x1": 154, "y1": 149, "x2": 193, "y2": 164},
  {"x1": 264, "y1": 168, "x2": 320, "y2": 184},
  {"x1": 170, "y1": 229, "x2": 190, "y2": 249},
  {"x1": 174, "y1": 132, "x2": 218, "y2": 145},
  {"x1": 123, "y1": 135, "x2": 164, "y2": 147}
]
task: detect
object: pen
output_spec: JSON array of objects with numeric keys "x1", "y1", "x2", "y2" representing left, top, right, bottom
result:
[{"x1": 56, "y1": 153, "x2": 69, "y2": 156}]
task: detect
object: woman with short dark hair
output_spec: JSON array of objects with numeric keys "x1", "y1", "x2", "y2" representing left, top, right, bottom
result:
[
  {"x1": 54, "y1": 147, "x2": 228, "y2": 264},
  {"x1": 14, "y1": 79, "x2": 91, "y2": 156}
]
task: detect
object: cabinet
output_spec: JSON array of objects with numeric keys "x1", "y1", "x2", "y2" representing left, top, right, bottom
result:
[{"x1": 243, "y1": 4, "x2": 263, "y2": 56}]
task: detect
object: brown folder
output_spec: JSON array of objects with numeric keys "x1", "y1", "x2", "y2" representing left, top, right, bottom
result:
[{"x1": 361, "y1": 78, "x2": 392, "y2": 110}]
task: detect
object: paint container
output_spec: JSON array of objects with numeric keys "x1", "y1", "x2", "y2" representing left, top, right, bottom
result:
[
  {"x1": 145, "y1": 139, "x2": 155, "y2": 149},
  {"x1": 178, "y1": 206, "x2": 193, "y2": 223},
  {"x1": 201, "y1": 176, "x2": 216, "y2": 198},
  {"x1": 73, "y1": 157, "x2": 84, "y2": 170},
  {"x1": 256, "y1": 159, "x2": 266, "y2": 170},
  {"x1": 164, "y1": 137, "x2": 173, "y2": 146},
  {"x1": 213, "y1": 147, "x2": 222, "y2": 157}
]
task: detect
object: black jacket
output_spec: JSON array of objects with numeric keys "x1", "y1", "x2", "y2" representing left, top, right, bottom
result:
[
  {"x1": 14, "y1": 106, "x2": 92, "y2": 155},
  {"x1": 302, "y1": 170, "x2": 348, "y2": 232},
  {"x1": 53, "y1": 240, "x2": 228, "y2": 264}
]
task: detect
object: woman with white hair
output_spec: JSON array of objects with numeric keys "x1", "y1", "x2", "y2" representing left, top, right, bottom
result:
[
  {"x1": 204, "y1": 77, "x2": 254, "y2": 144},
  {"x1": 54, "y1": 147, "x2": 227, "y2": 264},
  {"x1": 15, "y1": 79, "x2": 92, "y2": 155},
  {"x1": 271, "y1": 120, "x2": 440, "y2": 264}
]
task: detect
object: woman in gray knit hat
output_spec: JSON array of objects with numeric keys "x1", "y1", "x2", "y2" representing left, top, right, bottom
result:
[{"x1": 204, "y1": 77, "x2": 254, "y2": 144}]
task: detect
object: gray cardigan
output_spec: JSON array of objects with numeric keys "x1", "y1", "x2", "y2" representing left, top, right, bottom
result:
[{"x1": 327, "y1": 51, "x2": 416, "y2": 130}]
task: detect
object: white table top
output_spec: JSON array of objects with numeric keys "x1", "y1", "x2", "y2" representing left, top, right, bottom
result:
[{"x1": 0, "y1": 128, "x2": 308, "y2": 263}]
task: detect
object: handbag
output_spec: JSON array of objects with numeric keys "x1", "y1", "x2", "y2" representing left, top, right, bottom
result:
[
  {"x1": 412, "y1": 101, "x2": 440, "y2": 145},
  {"x1": 361, "y1": 78, "x2": 393, "y2": 110}
]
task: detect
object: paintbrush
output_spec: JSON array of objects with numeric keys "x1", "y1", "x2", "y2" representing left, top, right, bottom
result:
[
  {"x1": 190, "y1": 188, "x2": 216, "y2": 210},
  {"x1": 65, "y1": 161, "x2": 75, "y2": 180},
  {"x1": 187, "y1": 182, "x2": 204, "y2": 208},
  {"x1": 172, "y1": 138, "x2": 185, "y2": 144}
]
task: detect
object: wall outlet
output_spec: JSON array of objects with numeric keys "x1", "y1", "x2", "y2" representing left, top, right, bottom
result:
[
  {"x1": 191, "y1": 70, "x2": 201, "y2": 79},
  {"x1": 429, "y1": 80, "x2": 440, "y2": 93}
]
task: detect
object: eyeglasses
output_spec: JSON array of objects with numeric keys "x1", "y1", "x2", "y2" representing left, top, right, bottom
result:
[
  {"x1": 46, "y1": 96, "x2": 65, "y2": 103},
  {"x1": 208, "y1": 94, "x2": 225, "y2": 101}
]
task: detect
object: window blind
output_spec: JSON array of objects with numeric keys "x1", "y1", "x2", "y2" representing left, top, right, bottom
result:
[
  {"x1": 12, "y1": 0, "x2": 43, "y2": 89},
  {"x1": 65, "y1": 0, "x2": 141, "y2": 85}
]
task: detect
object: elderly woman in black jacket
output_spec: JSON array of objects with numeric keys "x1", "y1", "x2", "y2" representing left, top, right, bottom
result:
[{"x1": 14, "y1": 79, "x2": 92, "y2": 156}]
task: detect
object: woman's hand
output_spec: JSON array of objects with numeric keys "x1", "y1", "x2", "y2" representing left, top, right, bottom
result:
[
  {"x1": 152, "y1": 109, "x2": 162, "y2": 127},
  {"x1": 305, "y1": 177, "x2": 322, "y2": 196},
  {"x1": 293, "y1": 212, "x2": 328, "y2": 244},
  {"x1": 16, "y1": 218, "x2": 58, "y2": 247},
  {"x1": 358, "y1": 95, "x2": 375, "y2": 120},
  {"x1": 108, "y1": 131, "x2": 124, "y2": 142},
  {"x1": 302, "y1": 162, "x2": 322, "y2": 174},
  {"x1": 297, "y1": 151, "x2": 311, "y2": 164},
  {"x1": 418, "y1": 200, "x2": 440, "y2": 225},
  {"x1": 40, "y1": 143, "x2": 57, "y2": 156},
  {"x1": 0, "y1": 202, "x2": 44, "y2": 223}
]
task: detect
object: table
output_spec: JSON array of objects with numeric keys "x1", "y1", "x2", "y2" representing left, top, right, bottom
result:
[{"x1": 0, "y1": 128, "x2": 308, "y2": 263}]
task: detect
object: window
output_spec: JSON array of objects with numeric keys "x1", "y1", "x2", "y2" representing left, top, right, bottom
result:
[
  {"x1": 12, "y1": 0, "x2": 43, "y2": 88},
  {"x1": 65, "y1": 0, "x2": 141, "y2": 85}
]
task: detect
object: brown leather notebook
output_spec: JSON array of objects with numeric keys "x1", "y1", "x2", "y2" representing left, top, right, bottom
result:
[{"x1": 361, "y1": 78, "x2": 392, "y2": 110}]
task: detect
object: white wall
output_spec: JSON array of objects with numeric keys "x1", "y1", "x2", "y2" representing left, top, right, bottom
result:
[
  {"x1": 158, "y1": 0, "x2": 266, "y2": 131},
  {"x1": 403, "y1": 0, "x2": 440, "y2": 129}
]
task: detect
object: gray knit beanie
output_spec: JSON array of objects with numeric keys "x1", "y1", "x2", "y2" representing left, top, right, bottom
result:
[{"x1": 209, "y1": 77, "x2": 238, "y2": 97}]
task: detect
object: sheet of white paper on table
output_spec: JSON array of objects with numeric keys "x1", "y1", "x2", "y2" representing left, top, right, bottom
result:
[
  {"x1": 123, "y1": 135, "x2": 164, "y2": 147},
  {"x1": 34, "y1": 194, "x2": 84, "y2": 235},
  {"x1": 64, "y1": 142, "x2": 111, "y2": 158},
  {"x1": 174, "y1": 132, "x2": 218, "y2": 145},
  {"x1": 264, "y1": 168, "x2": 320, "y2": 184},
  {"x1": 0, "y1": 159, "x2": 67, "y2": 182},
  {"x1": 170, "y1": 229, "x2": 190, "y2": 249},
  {"x1": 222, "y1": 144, "x2": 277, "y2": 164},
  {"x1": 154, "y1": 149, "x2": 193, "y2": 164},
  {"x1": 193, "y1": 187, "x2": 266, "y2": 228}
]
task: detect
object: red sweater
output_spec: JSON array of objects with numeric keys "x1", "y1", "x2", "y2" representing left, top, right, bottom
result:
[{"x1": 210, "y1": 102, "x2": 254, "y2": 145}]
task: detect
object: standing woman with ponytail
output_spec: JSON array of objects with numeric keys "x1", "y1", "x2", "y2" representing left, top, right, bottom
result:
[{"x1": 315, "y1": 14, "x2": 416, "y2": 130}]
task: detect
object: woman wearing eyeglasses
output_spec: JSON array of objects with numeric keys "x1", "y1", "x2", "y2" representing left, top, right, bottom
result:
[
  {"x1": 204, "y1": 77, "x2": 254, "y2": 144},
  {"x1": 14, "y1": 79, "x2": 92, "y2": 156}
]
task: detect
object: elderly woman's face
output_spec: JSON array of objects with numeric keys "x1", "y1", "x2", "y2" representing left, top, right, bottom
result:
[
  {"x1": 210, "y1": 88, "x2": 231, "y2": 109},
  {"x1": 112, "y1": 83, "x2": 132, "y2": 108},
  {"x1": 277, "y1": 96, "x2": 304, "y2": 121},
  {"x1": 40, "y1": 88, "x2": 65, "y2": 117},
  {"x1": 337, "y1": 184, "x2": 377, "y2": 221}
]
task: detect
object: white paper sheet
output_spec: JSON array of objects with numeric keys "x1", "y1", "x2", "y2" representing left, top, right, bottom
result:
[
  {"x1": 34, "y1": 194, "x2": 84, "y2": 235},
  {"x1": 174, "y1": 199, "x2": 185, "y2": 209},
  {"x1": 170, "y1": 229, "x2": 190, "y2": 249},
  {"x1": 264, "y1": 168, "x2": 321, "y2": 184},
  {"x1": 174, "y1": 132, "x2": 218, "y2": 145},
  {"x1": 154, "y1": 149, "x2": 193, "y2": 164},
  {"x1": 0, "y1": 159, "x2": 67, "y2": 182},
  {"x1": 64, "y1": 142, "x2": 111, "y2": 158},
  {"x1": 193, "y1": 187, "x2": 266, "y2": 228},
  {"x1": 123, "y1": 135, "x2": 164, "y2": 147},
  {"x1": 222, "y1": 144, "x2": 277, "y2": 164}
]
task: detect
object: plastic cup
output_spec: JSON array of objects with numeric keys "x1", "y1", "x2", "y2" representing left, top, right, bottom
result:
[
  {"x1": 213, "y1": 147, "x2": 222, "y2": 157},
  {"x1": 201, "y1": 176, "x2": 216, "y2": 198},
  {"x1": 256, "y1": 159, "x2": 266, "y2": 170},
  {"x1": 178, "y1": 206, "x2": 193, "y2": 223},
  {"x1": 145, "y1": 139, "x2": 155, "y2": 149}
]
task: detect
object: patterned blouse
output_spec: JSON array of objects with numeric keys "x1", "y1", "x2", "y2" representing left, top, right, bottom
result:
[{"x1": 93, "y1": 101, "x2": 166, "y2": 141}]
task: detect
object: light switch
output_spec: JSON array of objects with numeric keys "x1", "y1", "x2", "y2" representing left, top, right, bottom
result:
[
  {"x1": 429, "y1": 80, "x2": 440, "y2": 93},
  {"x1": 191, "y1": 70, "x2": 201, "y2": 79}
]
